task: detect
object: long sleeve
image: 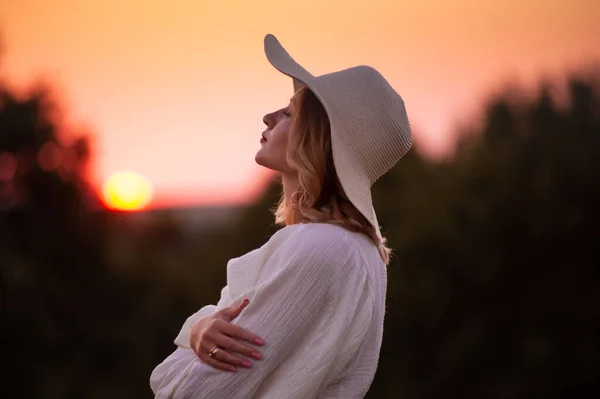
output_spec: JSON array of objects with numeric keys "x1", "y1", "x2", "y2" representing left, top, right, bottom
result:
[
  {"x1": 152, "y1": 224, "x2": 369, "y2": 399},
  {"x1": 150, "y1": 285, "x2": 235, "y2": 395},
  {"x1": 150, "y1": 305, "x2": 217, "y2": 395}
]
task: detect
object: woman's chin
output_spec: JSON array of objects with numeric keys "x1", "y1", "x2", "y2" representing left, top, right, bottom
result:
[
  {"x1": 254, "y1": 155, "x2": 280, "y2": 173},
  {"x1": 254, "y1": 153, "x2": 270, "y2": 169}
]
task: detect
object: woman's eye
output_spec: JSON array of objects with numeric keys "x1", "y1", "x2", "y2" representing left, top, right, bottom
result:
[{"x1": 282, "y1": 108, "x2": 291, "y2": 117}]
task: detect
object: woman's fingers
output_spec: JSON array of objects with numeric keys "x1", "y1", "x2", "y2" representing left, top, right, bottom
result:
[
  {"x1": 220, "y1": 298, "x2": 250, "y2": 321},
  {"x1": 191, "y1": 299, "x2": 266, "y2": 372},
  {"x1": 220, "y1": 321, "x2": 265, "y2": 347},
  {"x1": 212, "y1": 346, "x2": 252, "y2": 369},
  {"x1": 199, "y1": 347, "x2": 238, "y2": 372},
  {"x1": 217, "y1": 299, "x2": 265, "y2": 347},
  {"x1": 213, "y1": 333, "x2": 263, "y2": 360}
]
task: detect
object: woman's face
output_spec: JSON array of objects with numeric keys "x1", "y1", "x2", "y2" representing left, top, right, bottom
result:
[{"x1": 255, "y1": 99, "x2": 295, "y2": 174}]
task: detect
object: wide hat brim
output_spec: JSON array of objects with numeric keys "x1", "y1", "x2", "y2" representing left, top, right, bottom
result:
[{"x1": 264, "y1": 33, "x2": 412, "y2": 240}]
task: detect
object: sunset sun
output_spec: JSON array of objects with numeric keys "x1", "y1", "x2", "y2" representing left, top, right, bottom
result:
[{"x1": 102, "y1": 171, "x2": 154, "y2": 211}]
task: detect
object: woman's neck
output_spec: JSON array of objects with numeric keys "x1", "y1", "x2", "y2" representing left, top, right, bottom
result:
[{"x1": 281, "y1": 173, "x2": 299, "y2": 203}]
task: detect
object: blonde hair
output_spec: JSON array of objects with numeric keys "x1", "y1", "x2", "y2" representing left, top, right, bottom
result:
[{"x1": 274, "y1": 86, "x2": 392, "y2": 264}]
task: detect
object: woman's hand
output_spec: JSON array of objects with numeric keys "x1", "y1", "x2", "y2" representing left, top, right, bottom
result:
[{"x1": 190, "y1": 299, "x2": 264, "y2": 372}]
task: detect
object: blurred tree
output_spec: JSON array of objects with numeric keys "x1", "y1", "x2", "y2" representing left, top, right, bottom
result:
[
  {"x1": 0, "y1": 81, "x2": 181, "y2": 398},
  {"x1": 366, "y1": 69, "x2": 600, "y2": 398}
]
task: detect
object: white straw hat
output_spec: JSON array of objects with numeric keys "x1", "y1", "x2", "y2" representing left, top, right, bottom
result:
[{"x1": 264, "y1": 34, "x2": 412, "y2": 239}]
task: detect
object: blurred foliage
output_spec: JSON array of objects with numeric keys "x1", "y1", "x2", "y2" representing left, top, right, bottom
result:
[{"x1": 1, "y1": 67, "x2": 599, "y2": 398}]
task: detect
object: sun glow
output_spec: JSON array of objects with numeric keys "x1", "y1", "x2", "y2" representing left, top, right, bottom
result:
[{"x1": 102, "y1": 171, "x2": 154, "y2": 211}]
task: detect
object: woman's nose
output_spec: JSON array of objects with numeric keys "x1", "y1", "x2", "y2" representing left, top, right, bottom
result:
[{"x1": 263, "y1": 112, "x2": 275, "y2": 128}]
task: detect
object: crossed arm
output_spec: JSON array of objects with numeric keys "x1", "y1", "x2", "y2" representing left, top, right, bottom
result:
[{"x1": 150, "y1": 232, "x2": 364, "y2": 398}]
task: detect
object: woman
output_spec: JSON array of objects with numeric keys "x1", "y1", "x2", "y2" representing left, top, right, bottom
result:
[{"x1": 150, "y1": 34, "x2": 411, "y2": 398}]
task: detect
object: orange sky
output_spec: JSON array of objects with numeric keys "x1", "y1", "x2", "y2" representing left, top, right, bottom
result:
[{"x1": 2, "y1": 0, "x2": 599, "y2": 208}]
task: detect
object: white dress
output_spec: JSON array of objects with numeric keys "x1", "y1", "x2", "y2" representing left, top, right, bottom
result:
[{"x1": 150, "y1": 223, "x2": 387, "y2": 398}]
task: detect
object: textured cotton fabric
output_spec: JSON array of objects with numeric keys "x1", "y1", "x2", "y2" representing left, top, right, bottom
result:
[{"x1": 150, "y1": 223, "x2": 387, "y2": 398}]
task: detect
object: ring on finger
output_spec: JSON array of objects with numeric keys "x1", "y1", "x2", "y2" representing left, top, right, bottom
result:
[{"x1": 208, "y1": 345, "x2": 221, "y2": 358}]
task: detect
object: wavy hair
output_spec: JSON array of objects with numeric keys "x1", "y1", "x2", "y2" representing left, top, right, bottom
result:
[{"x1": 274, "y1": 86, "x2": 391, "y2": 264}]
